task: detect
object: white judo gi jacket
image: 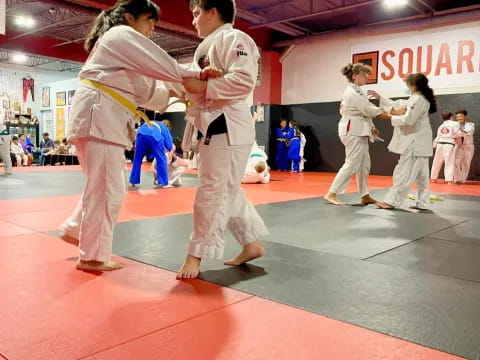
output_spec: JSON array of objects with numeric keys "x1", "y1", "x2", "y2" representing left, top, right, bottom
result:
[
  {"x1": 68, "y1": 25, "x2": 200, "y2": 147},
  {"x1": 339, "y1": 84, "x2": 383, "y2": 142},
  {"x1": 433, "y1": 120, "x2": 461, "y2": 146},
  {"x1": 455, "y1": 122, "x2": 475, "y2": 147},
  {"x1": 380, "y1": 94, "x2": 433, "y2": 156},
  {"x1": 242, "y1": 142, "x2": 270, "y2": 184},
  {"x1": 187, "y1": 23, "x2": 259, "y2": 145}
]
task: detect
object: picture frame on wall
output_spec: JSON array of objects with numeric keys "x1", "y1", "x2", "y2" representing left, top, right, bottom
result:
[
  {"x1": 68, "y1": 90, "x2": 76, "y2": 105},
  {"x1": 56, "y1": 91, "x2": 66, "y2": 106},
  {"x1": 352, "y1": 51, "x2": 379, "y2": 84},
  {"x1": 42, "y1": 86, "x2": 50, "y2": 107}
]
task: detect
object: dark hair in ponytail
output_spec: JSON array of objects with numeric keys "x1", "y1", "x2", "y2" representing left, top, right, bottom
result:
[
  {"x1": 84, "y1": 0, "x2": 160, "y2": 53},
  {"x1": 405, "y1": 73, "x2": 437, "y2": 114},
  {"x1": 441, "y1": 111, "x2": 453, "y2": 120}
]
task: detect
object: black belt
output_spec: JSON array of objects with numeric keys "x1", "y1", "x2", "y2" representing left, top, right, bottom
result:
[
  {"x1": 438, "y1": 142, "x2": 454, "y2": 146},
  {"x1": 197, "y1": 114, "x2": 228, "y2": 145}
]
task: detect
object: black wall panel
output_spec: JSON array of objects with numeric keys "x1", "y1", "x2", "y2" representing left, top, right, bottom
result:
[{"x1": 159, "y1": 92, "x2": 479, "y2": 180}]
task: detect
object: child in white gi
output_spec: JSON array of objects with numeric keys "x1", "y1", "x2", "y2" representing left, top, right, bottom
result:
[
  {"x1": 177, "y1": 0, "x2": 268, "y2": 279},
  {"x1": 299, "y1": 130, "x2": 307, "y2": 172},
  {"x1": 0, "y1": 112, "x2": 13, "y2": 174},
  {"x1": 242, "y1": 142, "x2": 270, "y2": 184},
  {"x1": 373, "y1": 73, "x2": 437, "y2": 210},
  {"x1": 431, "y1": 111, "x2": 460, "y2": 184},
  {"x1": 324, "y1": 63, "x2": 391, "y2": 206},
  {"x1": 454, "y1": 110, "x2": 475, "y2": 184},
  {"x1": 58, "y1": 0, "x2": 220, "y2": 272},
  {"x1": 10, "y1": 136, "x2": 28, "y2": 166}
]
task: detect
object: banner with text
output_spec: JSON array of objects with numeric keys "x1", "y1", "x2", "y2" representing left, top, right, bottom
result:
[{"x1": 351, "y1": 24, "x2": 480, "y2": 93}]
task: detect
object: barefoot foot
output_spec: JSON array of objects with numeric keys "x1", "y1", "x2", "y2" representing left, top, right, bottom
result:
[
  {"x1": 76, "y1": 260, "x2": 123, "y2": 271},
  {"x1": 324, "y1": 192, "x2": 344, "y2": 205},
  {"x1": 375, "y1": 201, "x2": 395, "y2": 210},
  {"x1": 360, "y1": 194, "x2": 377, "y2": 206},
  {"x1": 224, "y1": 241, "x2": 265, "y2": 266},
  {"x1": 177, "y1": 255, "x2": 201, "y2": 279},
  {"x1": 60, "y1": 233, "x2": 79, "y2": 246}
]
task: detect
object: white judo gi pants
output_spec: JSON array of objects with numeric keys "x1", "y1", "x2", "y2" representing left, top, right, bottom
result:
[
  {"x1": 14, "y1": 152, "x2": 28, "y2": 166},
  {"x1": 189, "y1": 133, "x2": 269, "y2": 259},
  {"x1": 60, "y1": 138, "x2": 126, "y2": 262},
  {"x1": 431, "y1": 143, "x2": 455, "y2": 182},
  {"x1": 329, "y1": 135, "x2": 371, "y2": 197},
  {"x1": 454, "y1": 145, "x2": 474, "y2": 183},
  {"x1": 385, "y1": 143, "x2": 430, "y2": 209},
  {"x1": 0, "y1": 135, "x2": 12, "y2": 174}
]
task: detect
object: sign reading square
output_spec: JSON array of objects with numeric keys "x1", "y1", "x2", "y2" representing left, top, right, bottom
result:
[{"x1": 352, "y1": 51, "x2": 379, "y2": 84}]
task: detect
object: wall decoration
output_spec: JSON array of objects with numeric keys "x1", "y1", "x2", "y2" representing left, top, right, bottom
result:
[
  {"x1": 255, "y1": 103, "x2": 264, "y2": 122},
  {"x1": 56, "y1": 107, "x2": 65, "y2": 138},
  {"x1": 56, "y1": 91, "x2": 66, "y2": 106},
  {"x1": 42, "y1": 110, "x2": 53, "y2": 136},
  {"x1": 42, "y1": 86, "x2": 50, "y2": 107},
  {"x1": 352, "y1": 51, "x2": 379, "y2": 84},
  {"x1": 68, "y1": 90, "x2": 76, "y2": 105}
]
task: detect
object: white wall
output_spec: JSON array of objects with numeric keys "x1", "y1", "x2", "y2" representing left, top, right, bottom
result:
[
  {"x1": 0, "y1": 63, "x2": 77, "y2": 118},
  {"x1": 281, "y1": 21, "x2": 480, "y2": 104}
]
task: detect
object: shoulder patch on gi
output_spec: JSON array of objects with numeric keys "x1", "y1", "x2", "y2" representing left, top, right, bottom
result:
[{"x1": 236, "y1": 44, "x2": 248, "y2": 56}]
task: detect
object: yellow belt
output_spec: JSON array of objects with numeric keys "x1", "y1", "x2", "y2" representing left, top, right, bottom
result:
[{"x1": 81, "y1": 79, "x2": 152, "y2": 127}]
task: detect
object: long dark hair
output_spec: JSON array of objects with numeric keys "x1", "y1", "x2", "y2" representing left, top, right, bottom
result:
[
  {"x1": 84, "y1": 0, "x2": 160, "y2": 53},
  {"x1": 405, "y1": 73, "x2": 437, "y2": 114}
]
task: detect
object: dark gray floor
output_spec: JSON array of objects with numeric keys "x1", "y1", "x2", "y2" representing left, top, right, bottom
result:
[{"x1": 111, "y1": 191, "x2": 480, "y2": 360}]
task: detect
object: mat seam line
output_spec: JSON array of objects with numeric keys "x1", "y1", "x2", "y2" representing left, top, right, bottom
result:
[{"x1": 362, "y1": 218, "x2": 473, "y2": 260}]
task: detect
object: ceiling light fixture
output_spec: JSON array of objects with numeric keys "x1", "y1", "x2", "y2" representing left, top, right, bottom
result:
[
  {"x1": 383, "y1": 0, "x2": 408, "y2": 8},
  {"x1": 12, "y1": 53, "x2": 28, "y2": 63},
  {"x1": 14, "y1": 16, "x2": 35, "y2": 28}
]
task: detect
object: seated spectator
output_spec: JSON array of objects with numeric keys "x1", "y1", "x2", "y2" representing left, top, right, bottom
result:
[
  {"x1": 59, "y1": 138, "x2": 71, "y2": 155},
  {"x1": 10, "y1": 136, "x2": 28, "y2": 166},
  {"x1": 18, "y1": 134, "x2": 33, "y2": 154},
  {"x1": 45, "y1": 140, "x2": 62, "y2": 156},
  {"x1": 33, "y1": 132, "x2": 54, "y2": 166}
]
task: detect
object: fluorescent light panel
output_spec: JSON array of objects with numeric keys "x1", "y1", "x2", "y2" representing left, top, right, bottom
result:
[
  {"x1": 12, "y1": 53, "x2": 27, "y2": 63},
  {"x1": 14, "y1": 15, "x2": 35, "y2": 28},
  {"x1": 383, "y1": 0, "x2": 408, "y2": 8}
]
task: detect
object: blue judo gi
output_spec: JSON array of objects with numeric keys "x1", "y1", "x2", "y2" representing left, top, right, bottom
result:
[
  {"x1": 129, "y1": 121, "x2": 173, "y2": 186},
  {"x1": 276, "y1": 126, "x2": 294, "y2": 171}
]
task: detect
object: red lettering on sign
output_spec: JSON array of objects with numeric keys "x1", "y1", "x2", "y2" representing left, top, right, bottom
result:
[
  {"x1": 416, "y1": 45, "x2": 432, "y2": 75},
  {"x1": 381, "y1": 50, "x2": 395, "y2": 80},
  {"x1": 435, "y1": 43, "x2": 453, "y2": 76},
  {"x1": 457, "y1": 40, "x2": 474, "y2": 74},
  {"x1": 399, "y1": 48, "x2": 414, "y2": 78}
]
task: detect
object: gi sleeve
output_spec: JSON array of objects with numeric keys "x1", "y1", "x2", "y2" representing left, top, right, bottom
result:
[
  {"x1": 140, "y1": 81, "x2": 170, "y2": 112},
  {"x1": 391, "y1": 96, "x2": 427, "y2": 127},
  {"x1": 344, "y1": 87, "x2": 383, "y2": 118},
  {"x1": 101, "y1": 26, "x2": 200, "y2": 82},
  {"x1": 465, "y1": 123, "x2": 475, "y2": 136},
  {"x1": 206, "y1": 31, "x2": 259, "y2": 100}
]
